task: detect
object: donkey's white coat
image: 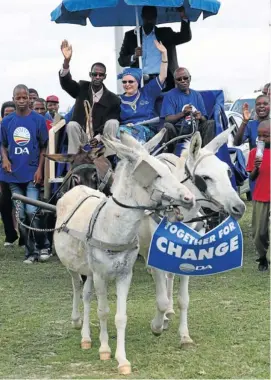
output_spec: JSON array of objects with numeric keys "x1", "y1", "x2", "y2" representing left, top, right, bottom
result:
[
  {"x1": 53, "y1": 129, "x2": 194, "y2": 375},
  {"x1": 139, "y1": 128, "x2": 246, "y2": 345}
]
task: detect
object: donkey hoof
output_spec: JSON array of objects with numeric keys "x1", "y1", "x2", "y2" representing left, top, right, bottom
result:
[
  {"x1": 100, "y1": 352, "x2": 111, "y2": 361},
  {"x1": 180, "y1": 336, "x2": 195, "y2": 349},
  {"x1": 72, "y1": 319, "x2": 82, "y2": 329},
  {"x1": 118, "y1": 364, "x2": 132, "y2": 375},
  {"x1": 151, "y1": 321, "x2": 163, "y2": 336},
  {"x1": 163, "y1": 319, "x2": 169, "y2": 330},
  {"x1": 165, "y1": 309, "x2": 175, "y2": 319},
  {"x1": 81, "y1": 340, "x2": 92, "y2": 350}
]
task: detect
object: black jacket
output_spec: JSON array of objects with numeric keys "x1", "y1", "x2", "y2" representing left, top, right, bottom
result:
[
  {"x1": 59, "y1": 71, "x2": 121, "y2": 135},
  {"x1": 118, "y1": 22, "x2": 192, "y2": 91}
]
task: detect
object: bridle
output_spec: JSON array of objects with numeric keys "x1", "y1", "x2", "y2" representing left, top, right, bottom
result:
[{"x1": 181, "y1": 152, "x2": 224, "y2": 211}]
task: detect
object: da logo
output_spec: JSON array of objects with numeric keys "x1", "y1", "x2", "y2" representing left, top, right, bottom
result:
[
  {"x1": 179, "y1": 263, "x2": 196, "y2": 272},
  {"x1": 13, "y1": 127, "x2": 30, "y2": 146}
]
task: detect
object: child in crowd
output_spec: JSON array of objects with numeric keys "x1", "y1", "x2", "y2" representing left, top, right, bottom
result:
[
  {"x1": 0, "y1": 84, "x2": 51, "y2": 263},
  {"x1": 246, "y1": 120, "x2": 270, "y2": 271}
]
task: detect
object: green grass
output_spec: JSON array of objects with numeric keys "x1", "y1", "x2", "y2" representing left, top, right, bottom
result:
[{"x1": 0, "y1": 201, "x2": 269, "y2": 379}]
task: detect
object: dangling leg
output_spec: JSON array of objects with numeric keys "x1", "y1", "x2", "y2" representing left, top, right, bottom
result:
[
  {"x1": 81, "y1": 275, "x2": 93, "y2": 349},
  {"x1": 115, "y1": 271, "x2": 133, "y2": 375},
  {"x1": 166, "y1": 272, "x2": 175, "y2": 317},
  {"x1": 93, "y1": 273, "x2": 111, "y2": 361},
  {"x1": 163, "y1": 272, "x2": 175, "y2": 330},
  {"x1": 150, "y1": 269, "x2": 169, "y2": 335},
  {"x1": 69, "y1": 270, "x2": 83, "y2": 329},
  {"x1": 178, "y1": 275, "x2": 194, "y2": 348}
]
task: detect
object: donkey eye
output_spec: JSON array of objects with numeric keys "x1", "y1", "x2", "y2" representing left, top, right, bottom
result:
[{"x1": 202, "y1": 175, "x2": 211, "y2": 181}]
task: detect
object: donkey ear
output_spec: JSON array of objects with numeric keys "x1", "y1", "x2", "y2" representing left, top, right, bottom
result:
[
  {"x1": 44, "y1": 153, "x2": 74, "y2": 163},
  {"x1": 189, "y1": 132, "x2": 202, "y2": 161},
  {"x1": 205, "y1": 125, "x2": 234, "y2": 154},
  {"x1": 88, "y1": 146, "x2": 106, "y2": 159},
  {"x1": 144, "y1": 128, "x2": 166, "y2": 153},
  {"x1": 119, "y1": 130, "x2": 144, "y2": 151},
  {"x1": 101, "y1": 136, "x2": 139, "y2": 162}
]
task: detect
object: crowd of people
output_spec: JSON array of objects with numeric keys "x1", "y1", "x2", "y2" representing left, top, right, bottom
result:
[{"x1": 0, "y1": 6, "x2": 269, "y2": 271}]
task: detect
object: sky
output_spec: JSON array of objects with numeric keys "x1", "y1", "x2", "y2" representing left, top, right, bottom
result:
[{"x1": 0, "y1": 0, "x2": 270, "y2": 112}]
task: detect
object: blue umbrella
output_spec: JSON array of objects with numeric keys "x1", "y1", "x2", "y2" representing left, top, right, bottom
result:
[{"x1": 51, "y1": 0, "x2": 221, "y2": 27}]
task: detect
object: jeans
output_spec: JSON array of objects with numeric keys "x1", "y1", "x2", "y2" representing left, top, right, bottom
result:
[
  {"x1": 0, "y1": 181, "x2": 18, "y2": 243},
  {"x1": 9, "y1": 181, "x2": 50, "y2": 258}
]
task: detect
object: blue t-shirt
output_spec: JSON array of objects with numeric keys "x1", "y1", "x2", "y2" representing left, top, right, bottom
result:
[
  {"x1": 161, "y1": 88, "x2": 207, "y2": 120},
  {"x1": 0, "y1": 111, "x2": 48, "y2": 183},
  {"x1": 120, "y1": 77, "x2": 163, "y2": 125},
  {"x1": 242, "y1": 120, "x2": 259, "y2": 150}
]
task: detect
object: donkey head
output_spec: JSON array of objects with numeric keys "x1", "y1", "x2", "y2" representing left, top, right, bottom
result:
[
  {"x1": 184, "y1": 128, "x2": 246, "y2": 219},
  {"x1": 45, "y1": 146, "x2": 112, "y2": 195},
  {"x1": 101, "y1": 129, "x2": 195, "y2": 210}
]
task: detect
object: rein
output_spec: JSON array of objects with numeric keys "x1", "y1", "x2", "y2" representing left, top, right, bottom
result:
[{"x1": 112, "y1": 196, "x2": 184, "y2": 212}]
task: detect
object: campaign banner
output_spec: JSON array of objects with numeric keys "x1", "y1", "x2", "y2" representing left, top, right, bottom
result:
[{"x1": 147, "y1": 216, "x2": 243, "y2": 276}]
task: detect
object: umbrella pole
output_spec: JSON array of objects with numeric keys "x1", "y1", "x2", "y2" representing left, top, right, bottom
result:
[{"x1": 135, "y1": 6, "x2": 144, "y2": 87}]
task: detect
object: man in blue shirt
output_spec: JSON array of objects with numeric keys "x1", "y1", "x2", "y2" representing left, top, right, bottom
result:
[
  {"x1": 0, "y1": 84, "x2": 51, "y2": 263},
  {"x1": 160, "y1": 67, "x2": 207, "y2": 152}
]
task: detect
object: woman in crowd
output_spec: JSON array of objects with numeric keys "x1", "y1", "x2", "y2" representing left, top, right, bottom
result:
[{"x1": 104, "y1": 40, "x2": 167, "y2": 143}]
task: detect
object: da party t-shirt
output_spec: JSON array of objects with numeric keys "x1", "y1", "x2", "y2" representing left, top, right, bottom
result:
[{"x1": 0, "y1": 111, "x2": 48, "y2": 183}]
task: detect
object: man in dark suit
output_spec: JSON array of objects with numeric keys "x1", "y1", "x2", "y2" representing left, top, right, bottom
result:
[
  {"x1": 59, "y1": 40, "x2": 121, "y2": 153},
  {"x1": 118, "y1": 6, "x2": 192, "y2": 92}
]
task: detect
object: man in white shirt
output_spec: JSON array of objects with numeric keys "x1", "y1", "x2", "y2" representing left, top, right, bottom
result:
[{"x1": 59, "y1": 40, "x2": 121, "y2": 153}]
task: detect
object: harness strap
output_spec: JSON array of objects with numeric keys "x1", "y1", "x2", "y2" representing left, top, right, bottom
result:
[
  {"x1": 60, "y1": 196, "x2": 139, "y2": 252},
  {"x1": 98, "y1": 167, "x2": 113, "y2": 192}
]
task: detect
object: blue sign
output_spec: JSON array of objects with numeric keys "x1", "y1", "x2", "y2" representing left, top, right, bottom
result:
[{"x1": 147, "y1": 216, "x2": 243, "y2": 276}]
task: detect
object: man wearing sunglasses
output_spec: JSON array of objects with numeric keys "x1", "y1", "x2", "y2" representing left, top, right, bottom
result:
[
  {"x1": 118, "y1": 6, "x2": 192, "y2": 92},
  {"x1": 59, "y1": 40, "x2": 120, "y2": 153},
  {"x1": 160, "y1": 67, "x2": 208, "y2": 151}
]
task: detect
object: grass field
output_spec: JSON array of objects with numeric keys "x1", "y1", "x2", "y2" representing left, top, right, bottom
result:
[{"x1": 0, "y1": 201, "x2": 269, "y2": 379}]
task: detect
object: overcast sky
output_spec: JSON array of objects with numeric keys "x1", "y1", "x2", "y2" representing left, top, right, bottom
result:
[{"x1": 0, "y1": 0, "x2": 270, "y2": 111}]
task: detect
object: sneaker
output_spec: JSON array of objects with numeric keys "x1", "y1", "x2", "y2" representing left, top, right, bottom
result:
[
  {"x1": 39, "y1": 248, "x2": 52, "y2": 262},
  {"x1": 23, "y1": 256, "x2": 36, "y2": 264},
  {"x1": 4, "y1": 241, "x2": 15, "y2": 247}
]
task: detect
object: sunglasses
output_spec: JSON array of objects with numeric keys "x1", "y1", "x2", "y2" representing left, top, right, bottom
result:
[
  {"x1": 176, "y1": 76, "x2": 190, "y2": 82},
  {"x1": 122, "y1": 80, "x2": 136, "y2": 84},
  {"x1": 90, "y1": 72, "x2": 105, "y2": 78}
]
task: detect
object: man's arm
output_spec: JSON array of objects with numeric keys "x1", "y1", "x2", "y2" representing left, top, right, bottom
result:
[
  {"x1": 234, "y1": 103, "x2": 251, "y2": 146},
  {"x1": 163, "y1": 21, "x2": 192, "y2": 46},
  {"x1": 1, "y1": 145, "x2": 11, "y2": 172},
  {"x1": 118, "y1": 31, "x2": 136, "y2": 67},
  {"x1": 233, "y1": 120, "x2": 249, "y2": 146},
  {"x1": 0, "y1": 124, "x2": 11, "y2": 172},
  {"x1": 59, "y1": 39, "x2": 80, "y2": 99},
  {"x1": 249, "y1": 166, "x2": 260, "y2": 181}
]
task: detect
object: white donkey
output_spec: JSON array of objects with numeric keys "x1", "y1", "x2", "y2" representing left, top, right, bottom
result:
[
  {"x1": 53, "y1": 129, "x2": 195, "y2": 375},
  {"x1": 138, "y1": 128, "x2": 246, "y2": 347}
]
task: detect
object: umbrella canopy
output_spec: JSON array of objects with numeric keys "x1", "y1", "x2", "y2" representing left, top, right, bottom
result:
[{"x1": 51, "y1": 0, "x2": 221, "y2": 26}]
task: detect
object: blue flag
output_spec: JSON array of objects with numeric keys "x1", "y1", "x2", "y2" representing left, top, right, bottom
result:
[{"x1": 147, "y1": 216, "x2": 243, "y2": 276}]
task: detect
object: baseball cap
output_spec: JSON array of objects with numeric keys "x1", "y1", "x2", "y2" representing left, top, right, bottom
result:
[{"x1": 46, "y1": 95, "x2": 59, "y2": 103}]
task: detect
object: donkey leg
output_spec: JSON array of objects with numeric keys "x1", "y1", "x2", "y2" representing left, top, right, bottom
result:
[
  {"x1": 69, "y1": 270, "x2": 82, "y2": 329},
  {"x1": 81, "y1": 275, "x2": 93, "y2": 349},
  {"x1": 166, "y1": 272, "x2": 175, "y2": 318},
  {"x1": 178, "y1": 275, "x2": 194, "y2": 348},
  {"x1": 93, "y1": 273, "x2": 111, "y2": 361},
  {"x1": 115, "y1": 272, "x2": 133, "y2": 375},
  {"x1": 151, "y1": 269, "x2": 169, "y2": 336}
]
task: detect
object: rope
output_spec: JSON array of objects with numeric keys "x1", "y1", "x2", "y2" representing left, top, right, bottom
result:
[{"x1": 84, "y1": 100, "x2": 94, "y2": 140}]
